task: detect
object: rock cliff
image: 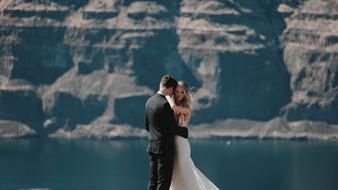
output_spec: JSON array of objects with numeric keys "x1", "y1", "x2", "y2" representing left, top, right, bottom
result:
[{"x1": 0, "y1": 0, "x2": 337, "y2": 140}]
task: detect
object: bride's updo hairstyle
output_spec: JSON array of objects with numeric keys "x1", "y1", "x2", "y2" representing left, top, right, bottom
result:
[{"x1": 175, "y1": 81, "x2": 192, "y2": 108}]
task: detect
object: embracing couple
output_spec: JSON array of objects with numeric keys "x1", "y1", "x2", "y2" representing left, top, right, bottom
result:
[{"x1": 145, "y1": 75, "x2": 219, "y2": 190}]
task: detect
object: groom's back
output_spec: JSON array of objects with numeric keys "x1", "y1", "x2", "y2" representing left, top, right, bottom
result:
[{"x1": 145, "y1": 93, "x2": 174, "y2": 154}]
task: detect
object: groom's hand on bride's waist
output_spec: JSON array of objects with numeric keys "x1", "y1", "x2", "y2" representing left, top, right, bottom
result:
[{"x1": 178, "y1": 126, "x2": 189, "y2": 139}]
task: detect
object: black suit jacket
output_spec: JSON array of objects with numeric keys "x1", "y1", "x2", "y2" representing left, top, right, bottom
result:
[{"x1": 145, "y1": 93, "x2": 189, "y2": 154}]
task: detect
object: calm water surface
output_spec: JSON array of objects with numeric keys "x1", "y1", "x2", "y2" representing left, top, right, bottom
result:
[{"x1": 0, "y1": 138, "x2": 337, "y2": 190}]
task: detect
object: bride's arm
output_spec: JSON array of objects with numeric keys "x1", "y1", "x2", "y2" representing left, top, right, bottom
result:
[
  {"x1": 173, "y1": 106, "x2": 191, "y2": 114},
  {"x1": 166, "y1": 95, "x2": 192, "y2": 126}
]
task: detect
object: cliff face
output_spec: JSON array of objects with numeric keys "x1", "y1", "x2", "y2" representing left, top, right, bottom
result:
[
  {"x1": 0, "y1": 0, "x2": 337, "y2": 140},
  {"x1": 280, "y1": 0, "x2": 338, "y2": 124}
]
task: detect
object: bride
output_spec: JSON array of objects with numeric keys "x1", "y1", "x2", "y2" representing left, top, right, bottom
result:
[{"x1": 166, "y1": 81, "x2": 219, "y2": 190}]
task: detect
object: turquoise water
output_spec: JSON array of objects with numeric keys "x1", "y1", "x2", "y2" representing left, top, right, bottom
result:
[{"x1": 0, "y1": 138, "x2": 337, "y2": 190}]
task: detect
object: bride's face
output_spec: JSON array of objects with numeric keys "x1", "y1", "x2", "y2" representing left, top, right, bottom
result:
[{"x1": 174, "y1": 86, "x2": 185, "y2": 101}]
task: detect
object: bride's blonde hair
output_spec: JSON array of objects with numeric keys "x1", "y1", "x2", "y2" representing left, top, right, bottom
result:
[{"x1": 174, "y1": 81, "x2": 192, "y2": 108}]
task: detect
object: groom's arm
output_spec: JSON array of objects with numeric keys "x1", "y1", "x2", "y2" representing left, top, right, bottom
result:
[
  {"x1": 144, "y1": 110, "x2": 149, "y2": 132},
  {"x1": 144, "y1": 100, "x2": 150, "y2": 132},
  {"x1": 163, "y1": 103, "x2": 188, "y2": 138}
]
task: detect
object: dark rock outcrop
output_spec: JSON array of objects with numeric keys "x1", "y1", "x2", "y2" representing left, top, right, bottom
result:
[
  {"x1": 0, "y1": 0, "x2": 337, "y2": 140},
  {"x1": 0, "y1": 85, "x2": 44, "y2": 134}
]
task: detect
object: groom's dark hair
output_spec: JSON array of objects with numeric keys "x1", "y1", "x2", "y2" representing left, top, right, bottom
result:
[{"x1": 160, "y1": 74, "x2": 178, "y2": 89}]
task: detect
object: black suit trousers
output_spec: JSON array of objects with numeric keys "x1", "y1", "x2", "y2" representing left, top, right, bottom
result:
[{"x1": 148, "y1": 152, "x2": 174, "y2": 190}]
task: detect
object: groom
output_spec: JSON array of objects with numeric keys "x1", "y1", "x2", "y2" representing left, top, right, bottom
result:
[{"x1": 145, "y1": 75, "x2": 189, "y2": 190}]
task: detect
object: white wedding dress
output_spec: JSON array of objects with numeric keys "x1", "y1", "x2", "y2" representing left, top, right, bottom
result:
[{"x1": 166, "y1": 96, "x2": 219, "y2": 190}]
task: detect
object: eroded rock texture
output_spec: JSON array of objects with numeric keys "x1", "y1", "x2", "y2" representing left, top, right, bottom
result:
[{"x1": 0, "y1": 0, "x2": 337, "y2": 139}]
